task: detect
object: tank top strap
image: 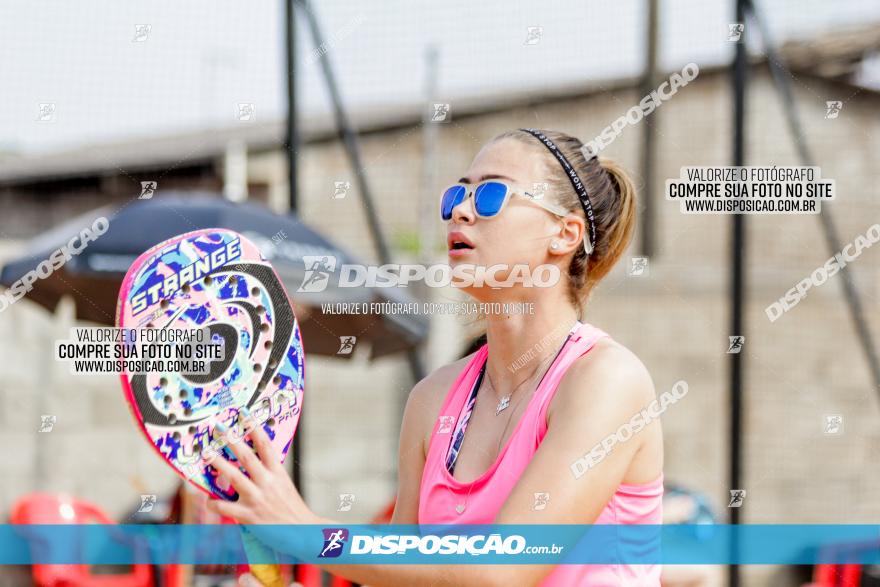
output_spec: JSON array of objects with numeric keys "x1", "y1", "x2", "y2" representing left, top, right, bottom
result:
[
  {"x1": 533, "y1": 322, "x2": 611, "y2": 438},
  {"x1": 443, "y1": 344, "x2": 488, "y2": 417},
  {"x1": 426, "y1": 344, "x2": 489, "y2": 465},
  {"x1": 426, "y1": 322, "x2": 609, "y2": 469}
]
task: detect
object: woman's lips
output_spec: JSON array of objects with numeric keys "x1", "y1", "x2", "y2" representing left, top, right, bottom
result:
[
  {"x1": 448, "y1": 247, "x2": 475, "y2": 258},
  {"x1": 447, "y1": 231, "x2": 475, "y2": 256}
]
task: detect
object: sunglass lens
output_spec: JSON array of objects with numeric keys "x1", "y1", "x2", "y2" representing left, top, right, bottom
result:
[
  {"x1": 441, "y1": 185, "x2": 466, "y2": 220},
  {"x1": 473, "y1": 181, "x2": 508, "y2": 217}
]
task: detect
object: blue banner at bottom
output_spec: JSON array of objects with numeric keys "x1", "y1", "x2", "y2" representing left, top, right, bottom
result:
[{"x1": 0, "y1": 524, "x2": 877, "y2": 565}]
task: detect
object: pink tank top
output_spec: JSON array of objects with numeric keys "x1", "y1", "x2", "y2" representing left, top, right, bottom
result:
[{"x1": 418, "y1": 321, "x2": 663, "y2": 586}]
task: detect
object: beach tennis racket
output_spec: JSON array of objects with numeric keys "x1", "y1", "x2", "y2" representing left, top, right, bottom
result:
[{"x1": 116, "y1": 228, "x2": 306, "y2": 587}]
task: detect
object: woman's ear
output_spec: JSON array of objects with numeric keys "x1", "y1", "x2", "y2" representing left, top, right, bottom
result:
[{"x1": 549, "y1": 215, "x2": 586, "y2": 256}]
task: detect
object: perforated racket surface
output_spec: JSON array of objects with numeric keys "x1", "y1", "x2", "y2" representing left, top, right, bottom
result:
[{"x1": 116, "y1": 228, "x2": 305, "y2": 501}]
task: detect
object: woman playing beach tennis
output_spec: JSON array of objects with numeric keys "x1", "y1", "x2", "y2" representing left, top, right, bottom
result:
[{"x1": 207, "y1": 128, "x2": 664, "y2": 586}]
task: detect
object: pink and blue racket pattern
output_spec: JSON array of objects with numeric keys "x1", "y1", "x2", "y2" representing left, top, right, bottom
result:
[{"x1": 116, "y1": 228, "x2": 305, "y2": 501}]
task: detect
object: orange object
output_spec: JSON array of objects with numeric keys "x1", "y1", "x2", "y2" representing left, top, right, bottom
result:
[{"x1": 10, "y1": 493, "x2": 154, "y2": 587}]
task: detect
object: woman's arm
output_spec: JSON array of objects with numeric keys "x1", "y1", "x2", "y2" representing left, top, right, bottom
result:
[
  {"x1": 208, "y1": 366, "x2": 497, "y2": 586},
  {"x1": 388, "y1": 374, "x2": 433, "y2": 524},
  {"x1": 496, "y1": 342, "x2": 660, "y2": 526},
  {"x1": 475, "y1": 343, "x2": 660, "y2": 585},
  {"x1": 208, "y1": 345, "x2": 658, "y2": 587}
]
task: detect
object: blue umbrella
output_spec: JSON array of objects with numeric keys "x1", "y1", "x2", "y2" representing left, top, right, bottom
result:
[{"x1": 0, "y1": 192, "x2": 428, "y2": 359}]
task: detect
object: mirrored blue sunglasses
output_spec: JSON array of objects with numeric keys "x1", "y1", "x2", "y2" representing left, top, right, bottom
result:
[{"x1": 439, "y1": 180, "x2": 568, "y2": 221}]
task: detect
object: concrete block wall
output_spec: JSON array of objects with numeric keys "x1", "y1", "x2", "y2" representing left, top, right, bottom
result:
[{"x1": 0, "y1": 292, "x2": 179, "y2": 520}]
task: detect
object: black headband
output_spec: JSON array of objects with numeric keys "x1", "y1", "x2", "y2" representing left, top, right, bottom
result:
[{"x1": 518, "y1": 128, "x2": 597, "y2": 254}]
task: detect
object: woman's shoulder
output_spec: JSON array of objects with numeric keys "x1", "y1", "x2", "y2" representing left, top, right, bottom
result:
[
  {"x1": 552, "y1": 334, "x2": 657, "y2": 416},
  {"x1": 409, "y1": 352, "x2": 476, "y2": 411},
  {"x1": 403, "y1": 351, "x2": 478, "y2": 438}
]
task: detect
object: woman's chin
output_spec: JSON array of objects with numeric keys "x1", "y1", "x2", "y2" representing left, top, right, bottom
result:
[{"x1": 449, "y1": 281, "x2": 496, "y2": 301}]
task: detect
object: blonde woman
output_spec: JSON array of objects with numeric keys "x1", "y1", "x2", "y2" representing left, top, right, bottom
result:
[{"x1": 209, "y1": 128, "x2": 664, "y2": 586}]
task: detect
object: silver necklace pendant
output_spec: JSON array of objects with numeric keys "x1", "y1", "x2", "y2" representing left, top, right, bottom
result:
[{"x1": 495, "y1": 394, "x2": 511, "y2": 416}]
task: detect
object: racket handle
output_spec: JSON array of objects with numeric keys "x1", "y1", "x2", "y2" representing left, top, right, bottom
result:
[
  {"x1": 249, "y1": 564, "x2": 283, "y2": 587},
  {"x1": 241, "y1": 528, "x2": 284, "y2": 587}
]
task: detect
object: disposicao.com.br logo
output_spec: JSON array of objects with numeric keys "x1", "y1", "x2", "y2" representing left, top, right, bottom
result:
[
  {"x1": 298, "y1": 256, "x2": 561, "y2": 292},
  {"x1": 317, "y1": 529, "x2": 563, "y2": 557}
]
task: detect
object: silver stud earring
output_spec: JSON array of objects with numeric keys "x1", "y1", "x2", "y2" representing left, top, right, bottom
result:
[{"x1": 550, "y1": 241, "x2": 559, "y2": 250}]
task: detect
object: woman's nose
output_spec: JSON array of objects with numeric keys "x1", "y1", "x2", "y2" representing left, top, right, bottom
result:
[{"x1": 450, "y1": 193, "x2": 475, "y2": 223}]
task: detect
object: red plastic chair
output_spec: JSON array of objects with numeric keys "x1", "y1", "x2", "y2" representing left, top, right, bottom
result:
[
  {"x1": 803, "y1": 537, "x2": 880, "y2": 587},
  {"x1": 807, "y1": 563, "x2": 862, "y2": 587},
  {"x1": 10, "y1": 493, "x2": 154, "y2": 587}
]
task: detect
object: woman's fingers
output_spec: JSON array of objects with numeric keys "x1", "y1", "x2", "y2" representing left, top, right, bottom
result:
[
  {"x1": 208, "y1": 498, "x2": 250, "y2": 521},
  {"x1": 205, "y1": 450, "x2": 258, "y2": 498},
  {"x1": 222, "y1": 425, "x2": 268, "y2": 482},
  {"x1": 243, "y1": 416, "x2": 284, "y2": 474}
]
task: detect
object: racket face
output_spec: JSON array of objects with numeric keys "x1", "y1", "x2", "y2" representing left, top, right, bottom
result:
[{"x1": 116, "y1": 229, "x2": 305, "y2": 500}]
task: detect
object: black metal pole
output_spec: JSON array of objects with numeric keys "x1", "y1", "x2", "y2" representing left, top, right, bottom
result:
[
  {"x1": 286, "y1": 0, "x2": 299, "y2": 218},
  {"x1": 730, "y1": 1, "x2": 748, "y2": 585},
  {"x1": 748, "y1": 0, "x2": 880, "y2": 394},
  {"x1": 638, "y1": 0, "x2": 659, "y2": 257},
  {"x1": 295, "y1": 0, "x2": 425, "y2": 384},
  {"x1": 285, "y1": 0, "x2": 303, "y2": 494}
]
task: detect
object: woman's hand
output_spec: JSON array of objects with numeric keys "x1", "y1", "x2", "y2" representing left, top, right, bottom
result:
[{"x1": 204, "y1": 414, "x2": 319, "y2": 525}]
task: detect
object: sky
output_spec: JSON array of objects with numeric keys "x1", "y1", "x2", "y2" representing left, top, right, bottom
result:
[{"x1": 2, "y1": 0, "x2": 879, "y2": 154}]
